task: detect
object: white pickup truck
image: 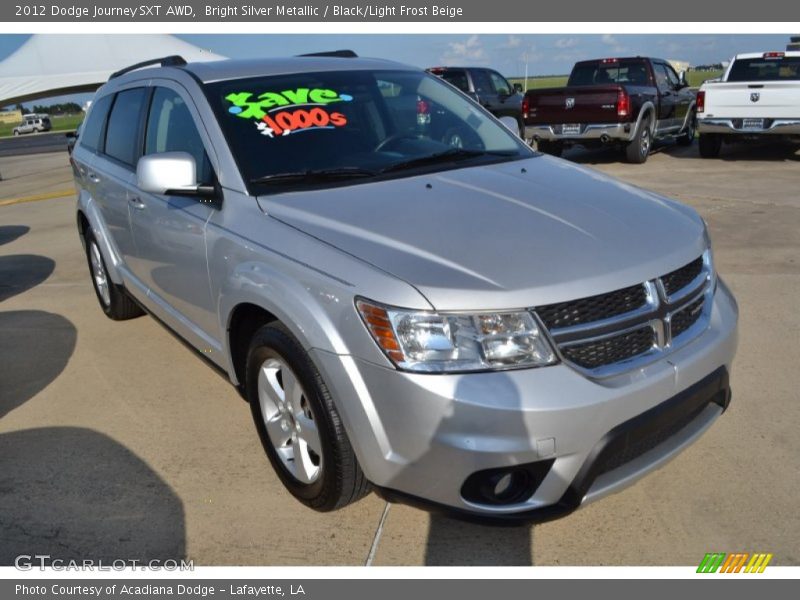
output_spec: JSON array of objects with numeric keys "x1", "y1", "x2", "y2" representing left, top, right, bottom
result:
[{"x1": 697, "y1": 51, "x2": 800, "y2": 157}]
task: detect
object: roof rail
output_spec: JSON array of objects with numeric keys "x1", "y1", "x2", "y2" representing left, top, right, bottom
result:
[
  {"x1": 109, "y1": 55, "x2": 187, "y2": 80},
  {"x1": 297, "y1": 50, "x2": 358, "y2": 58}
]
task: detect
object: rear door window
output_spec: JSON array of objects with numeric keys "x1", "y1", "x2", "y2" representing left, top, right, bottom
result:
[
  {"x1": 439, "y1": 70, "x2": 469, "y2": 93},
  {"x1": 104, "y1": 88, "x2": 147, "y2": 167},
  {"x1": 470, "y1": 70, "x2": 494, "y2": 95}
]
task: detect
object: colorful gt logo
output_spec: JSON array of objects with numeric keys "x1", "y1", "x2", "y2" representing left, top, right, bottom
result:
[
  {"x1": 225, "y1": 88, "x2": 352, "y2": 137},
  {"x1": 697, "y1": 552, "x2": 773, "y2": 573}
]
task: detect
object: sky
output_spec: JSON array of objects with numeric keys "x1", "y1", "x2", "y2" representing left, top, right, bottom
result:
[{"x1": 0, "y1": 33, "x2": 794, "y2": 108}]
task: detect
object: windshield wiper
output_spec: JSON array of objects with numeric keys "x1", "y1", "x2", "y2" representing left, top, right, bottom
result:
[
  {"x1": 249, "y1": 167, "x2": 378, "y2": 185},
  {"x1": 380, "y1": 148, "x2": 517, "y2": 174}
]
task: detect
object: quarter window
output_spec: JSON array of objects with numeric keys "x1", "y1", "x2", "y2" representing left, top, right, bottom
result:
[{"x1": 80, "y1": 94, "x2": 113, "y2": 153}]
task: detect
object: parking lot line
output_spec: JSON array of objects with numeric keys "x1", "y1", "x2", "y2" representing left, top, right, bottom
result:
[{"x1": 0, "y1": 189, "x2": 74, "y2": 207}]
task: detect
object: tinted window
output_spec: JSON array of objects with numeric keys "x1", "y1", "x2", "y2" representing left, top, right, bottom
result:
[
  {"x1": 439, "y1": 70, "x2": 469, "y2": 92},
  {"x1": 728, "y1": 56, "x2": 800, "y2": 81},
  {"x1": 104, "y1": 88, "x2": 146, "y2": 166},
  {"x1": 470, "y1": 70, "x2": 493, "y2": 94},
  {"x1": 568, "y1": 60, "x2": 651, "y2": 86},
  {"x1": 653, "y1": 64, "x2": 671, "y2": 90},
  {"x1": 145, "y1": 87, "x2": 213, "y2": 183},
  {"x1": 80, "y1": 94, "x2": 113, "y2": 152},
  {"x1": 489, "y1": 71, "x2": 511, "y2": 95}
]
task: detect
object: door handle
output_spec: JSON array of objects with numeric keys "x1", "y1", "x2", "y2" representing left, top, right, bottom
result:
[{"x1": 129, "y1": 197, "x2": 146, "y2": 210}]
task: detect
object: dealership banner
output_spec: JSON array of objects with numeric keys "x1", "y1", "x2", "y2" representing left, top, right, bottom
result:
[{"x1": 2, "y1": 0, "x2": 799, "y2": 22}]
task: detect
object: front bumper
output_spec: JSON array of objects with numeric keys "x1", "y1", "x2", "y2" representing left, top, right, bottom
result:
[
  {"x1": 697, "y1": 117, "x2": 800, "y2": 135},
  {"x1": 525, "y1": 122, "x2": 634, "y2": 143},
  {"x1": 311, "y1": 280, "x2": 738, "y2": 521}
]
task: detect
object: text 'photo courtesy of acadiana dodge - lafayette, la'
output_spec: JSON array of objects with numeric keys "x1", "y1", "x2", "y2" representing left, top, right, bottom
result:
[{"x1": 15, "y1": 584, "x2": 305, "y2": 596}]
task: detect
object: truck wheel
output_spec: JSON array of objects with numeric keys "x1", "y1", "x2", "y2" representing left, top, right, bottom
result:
[
  {"x1": 13, "y1": 130, "x2": 19, "y2": 136},
  {"x1": 626, "y1": 115, "x2": 652, "y2": 163},
  {"x1": 84, "y1": 230, "x2": 144, "y2": 320},
  {"x1": 537, "y1": 140, "x2": 563, "y2": 157},
  {"x1": 246, "y1": 322, "x2": 371, "y2": 511},
  {"x1": 698, "y1": 134, "x2": 722, "y2": 158},
  {"x1": 678, "y1": 112, "x2": 696, "y2": 146}
]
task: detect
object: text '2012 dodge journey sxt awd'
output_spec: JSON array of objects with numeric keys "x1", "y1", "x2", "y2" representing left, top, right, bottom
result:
[{"x1": 72, "y1": 53, "x2": 737, "y2": 522}]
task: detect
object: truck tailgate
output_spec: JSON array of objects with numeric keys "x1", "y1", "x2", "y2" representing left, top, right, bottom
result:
[
  {"x1": 703, "y1": 81, "x2": 800, "y2": 119},
  {"x1": 526, "y1": 85, "x2": 622, "y2": 124}
]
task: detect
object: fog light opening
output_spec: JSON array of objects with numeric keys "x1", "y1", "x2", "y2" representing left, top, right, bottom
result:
[{"x1": 461, "y1": 459, "x2": 555, "y2": 507}]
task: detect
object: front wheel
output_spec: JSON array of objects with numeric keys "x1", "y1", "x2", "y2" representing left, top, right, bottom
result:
[
  {"x1": 626, "y1": 115, "x2": 652, "y2": 163},
  {"x1": 698, "y1": 133, "x2": 722, "y2": 158},
  {"x1": 246, "y1": 322, "x2": 371, "y2": 511}
]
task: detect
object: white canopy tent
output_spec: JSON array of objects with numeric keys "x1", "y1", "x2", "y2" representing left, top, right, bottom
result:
[{"x1": 0, "y1": 34, "x2": 226, "y2": 107}]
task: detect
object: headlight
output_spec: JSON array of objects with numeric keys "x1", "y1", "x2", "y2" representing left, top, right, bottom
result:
[{"x1": 356, "y1": 298, "x2": 558, "y2": 373}]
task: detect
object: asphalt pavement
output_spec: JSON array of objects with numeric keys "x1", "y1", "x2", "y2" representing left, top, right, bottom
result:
[
  {"x1": 0, "y1": 130, "x2": 71, "y2": 158},
  {"x1": 0, "y1": 140, "x2": 798, "y2": 566}
]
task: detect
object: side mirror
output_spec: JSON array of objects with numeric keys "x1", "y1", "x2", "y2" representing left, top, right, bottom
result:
[
  {"x1": 513, "y1": 83, "x2": 523, "y2": 93},
  {"x1": 137, "y1": 152, "x2": 212, "y2": 197},
  {"x1": 65, "y1": 131, "x2": 77, "y2": 139},
  {"x1": 499, "y1": 116, "x2": 520, "y2": 136},
  {"x1": 678, "y1": 70, "x2": 689, "y2": 88}
]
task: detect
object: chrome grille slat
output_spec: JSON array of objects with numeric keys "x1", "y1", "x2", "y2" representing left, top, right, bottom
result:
[{"x1": 534, "y1": 252, "x2": 713, "y2": 377}]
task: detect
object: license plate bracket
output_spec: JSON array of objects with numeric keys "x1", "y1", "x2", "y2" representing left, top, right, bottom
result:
[{"x1": 741, "y1": 118, "x2": 764, "y2": 130}]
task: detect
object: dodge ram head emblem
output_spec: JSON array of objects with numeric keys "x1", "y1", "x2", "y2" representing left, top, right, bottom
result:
[
  {"x1": 565, "y1": 97, "x2": 575, "y2": 109},
  {"x1": 750, "y1": 92, "x2": 760, "y2": 103}
]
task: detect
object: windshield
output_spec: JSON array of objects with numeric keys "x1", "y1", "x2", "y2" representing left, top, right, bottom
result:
[
  {"x1": 568, "y1": 60, "x2": 652, "y2": 86},
  {"x1": 727, "y1": 56, "x2": 800, "y2": 82},
  {"x1": 206, "y1": 69, "x2": 530, "y2": 193}
]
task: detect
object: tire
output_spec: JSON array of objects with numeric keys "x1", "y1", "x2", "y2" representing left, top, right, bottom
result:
[
  {"x1": 246, "y1": 322, "x2": 371, "y2": 511},
  {"x1": 698, "y1": 133, "x2": 722, "y2": 158},
  {"x1": 677, "y1": 111, "x2": 696, "y2": 146},
  {"x1": 626, "y1": 114, "x2": 652, "y2": 163},
  {"x1": 84, "y1": 229, "x2": 144, "y2": 320},
  {"x1": 442, "y1": 127, "x2": 465, "y2": 148},
  {"x1": 13, "y1": 130, "x2": 19, "y2": 136},
  {"x1": 537, "y1": 140, "x2": 563, "y2": 157}
]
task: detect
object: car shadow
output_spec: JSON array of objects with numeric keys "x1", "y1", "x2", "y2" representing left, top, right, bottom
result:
[
  {"x1": 562, "y1": 140, "x2": 678, "y2": 165},
  {"x1": 0, "y1": 254, "x2": 55, "y2": 302},
  {"x1": 0, "y1": 225, "x2": 30, "y2": 247},
  {"x1": 425, "y1": 515, "x2": 532, "y2": 565},
  {"x1": 0, "y1": 427, "x2": 186, "y2": 564},
  {"x1": 0, "y1": 310, "x2": 76, "y2": 418},
  {"x1": 679, "y1": 140, "x2": 800, "y2": 162}
]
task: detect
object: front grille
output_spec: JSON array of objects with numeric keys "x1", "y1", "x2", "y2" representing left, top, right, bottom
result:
[
  {"x1": 671, "y1": 296, "x2": 705, "y2": 338},
  {"x1": 536, "y1": 284, "x2": 647, "y2": 330},
  {"x1": 536, "y1": 253, "x2": 709, "y2": 374},
  {"x1": 560, "y1": 327, "x2": 655, "y2": 369},
  {"x1": 596, "y1": 392, "x2": 710, "y2": 476},
  {"x1": 661, "y1": 257, "x2": 703, "y2": 296}
]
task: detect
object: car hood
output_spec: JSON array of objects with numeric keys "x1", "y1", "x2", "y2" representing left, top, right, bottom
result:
[{"x1": 259, "y1": 156, "x2": 707, "y2": 311}]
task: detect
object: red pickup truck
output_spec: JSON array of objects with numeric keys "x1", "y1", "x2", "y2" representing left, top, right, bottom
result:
[{"x1": 524, "y1": 57, "x2": 697, "y2": 163}]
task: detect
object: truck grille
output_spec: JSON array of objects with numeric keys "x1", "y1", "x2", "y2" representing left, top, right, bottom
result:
[{"x1": 535, "y1": 252, "x2": 712, "y2": 377}]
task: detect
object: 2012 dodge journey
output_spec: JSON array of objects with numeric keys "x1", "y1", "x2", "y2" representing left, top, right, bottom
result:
[{"x1": 72, "y1": 53, "x2": 738, "y2": 522}]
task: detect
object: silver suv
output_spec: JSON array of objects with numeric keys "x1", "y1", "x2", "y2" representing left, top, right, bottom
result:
[
  {"x1": 13, "y1": 114, "x2": 52, "y2": 135},
  {"x1": 73, "y1": 54, "x2": 738, "y2": 521}
]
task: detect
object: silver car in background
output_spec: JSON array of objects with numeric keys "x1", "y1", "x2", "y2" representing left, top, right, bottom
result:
[{"x1": 72, "y1": 54, "x2": 738, "y2": 522}]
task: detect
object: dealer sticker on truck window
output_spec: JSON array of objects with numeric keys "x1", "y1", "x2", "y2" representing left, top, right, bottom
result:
[{"x1": 225, "y1": 88, "x2": 353, "y2": 138}]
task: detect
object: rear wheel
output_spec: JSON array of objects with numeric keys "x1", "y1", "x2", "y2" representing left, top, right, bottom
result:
[
  {"x1": 678, "y1": 111, "x2": 696, "y2": 146},
  {"x1": 536, "y1": 140, "x2": 563, "y2": 157},
  {"x1": 84, "y1": 229, "x2": 144, "y2": 320},
  {"x1": 626, "y1": 115, "x2": 652, "y2": 163},
  {"x1": 699, "y1": 133, "x2": 722, "y2": 158},
  {"x1": 246, "y1": 322, "x2": 371, "y2": 511}
]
